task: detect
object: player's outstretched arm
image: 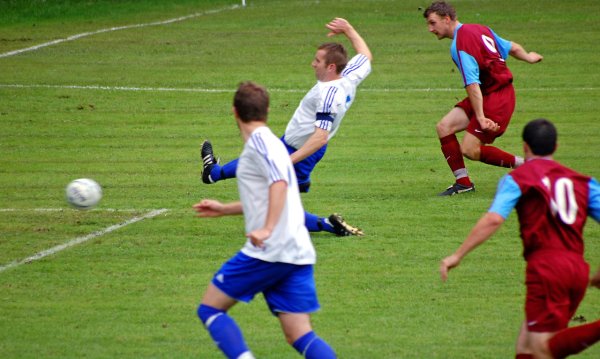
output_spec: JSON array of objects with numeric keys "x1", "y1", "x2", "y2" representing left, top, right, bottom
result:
[
  {"x1": 509, "y1": 42, "x2": 543, "y2": 64},
  {"x1": 440, "y1": 212, "x2": 505, "y2": 281},
  {"x1": 193, "y1": 199, "x2": 243, "y2": 217},
  {"x1": 326, "y1": 17, "x2": 373, "y2": 61}
]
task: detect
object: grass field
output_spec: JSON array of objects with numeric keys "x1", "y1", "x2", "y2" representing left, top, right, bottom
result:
[{"x1": 1, "y1": 0, "x2": 599, "y2": 358}]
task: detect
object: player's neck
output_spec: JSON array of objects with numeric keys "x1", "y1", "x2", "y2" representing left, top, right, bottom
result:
[
  {"x1": 526, "y1": 154, "x2": 554, "y2": 162},
  {"x1": 239, "y1": 121, "x2": 266, "y2": 142},
  {"x1": 448, "y1": 21, "x2": 460, "y2": 39}
]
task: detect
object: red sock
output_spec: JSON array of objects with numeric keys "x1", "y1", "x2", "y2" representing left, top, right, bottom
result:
[
  {"x1": 479, "y1": 145, "x2": 516, "y2": 168},
  {"x1": 548, "y1": 320, "x2": 600, "y2": 358},
  {"x1": 440, "y1": 135, "x2": 471, "y2": 186},
  {"x1": 515, "y1": 354, "x2": 533, "y2": 359}
]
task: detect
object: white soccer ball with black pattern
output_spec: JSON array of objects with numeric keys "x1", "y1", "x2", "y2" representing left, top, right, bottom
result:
[{"x1": 65, "y1": 178, "x2": 102, "y2": 210}]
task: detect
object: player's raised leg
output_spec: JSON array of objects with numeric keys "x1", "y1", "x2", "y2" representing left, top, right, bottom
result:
[
  {"x1": 201, "y1": 140, "x2": 238, "y2": 184},
  {"x1": 462, "y1": 133, "x2": 523, "y2": 169}
]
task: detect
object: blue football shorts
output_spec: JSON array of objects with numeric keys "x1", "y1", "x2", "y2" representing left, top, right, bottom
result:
[
  {"x1": 281, "y1": 136, "x2": 327, "y2": 192},
  {"x1": 212, "y1": 251, "x2": 320, "y2": 315}
]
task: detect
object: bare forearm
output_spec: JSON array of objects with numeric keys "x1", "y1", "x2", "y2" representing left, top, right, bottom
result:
[
  {"x1": 441, "y1": 212, "x2": 505, "y2": 281},
  {"x1": 455, "y1": 212, "x2": 505, "y2": 259},
  {"x1": 326, "y1": 17, "x2": 372, "y2": 61},
  {"x1": 509, "y1": 42, "x2": 543, "y2": 63},
  {"x1": 345, "y1": 26, "x2": 372, "y2": 60},
  {"x1": 465, "y1": 83, "x2": 485, "y2": 121},
  {"x1": 290, "y1": 128, "x2": 328, "y2": 164},
  {"x1": 222, "y1": 202, "x2": 243, "y2": 215}
]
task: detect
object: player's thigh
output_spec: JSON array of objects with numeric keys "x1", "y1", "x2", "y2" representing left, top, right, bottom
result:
[{"x1": 437, "y1": 106, "x2": 470, "y2": 137}]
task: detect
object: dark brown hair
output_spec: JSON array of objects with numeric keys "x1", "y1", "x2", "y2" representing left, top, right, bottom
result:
[
  {"x1": 423, "y1": 1, "x2": 457, "y2": 20},
  {"x1": 233, "y1": 81, "x2": 269, "y2": 122},
  {"x1": 318, "y1": 42, "x2": 348, "y2": 74}
]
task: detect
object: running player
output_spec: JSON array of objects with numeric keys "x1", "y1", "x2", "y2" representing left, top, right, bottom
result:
[
  {"x1": 195, "y1": 81, "x2": 336, "y2": 359},
  {"x1": 440, "y1": 118, "x2": 600, "y2": 358},
  {"x1": 423, "y1": 1, "x2": 543, "y2": 195}
]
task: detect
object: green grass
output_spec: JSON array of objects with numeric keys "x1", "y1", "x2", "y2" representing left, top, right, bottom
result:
[{"x1": 1, "y1": 0, "x2": 599, "y2": 358}]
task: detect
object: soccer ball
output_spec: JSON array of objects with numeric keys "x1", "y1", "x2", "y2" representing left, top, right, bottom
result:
[{"x1": 65, "y1": 178, "x2": 102, "y2": 210}]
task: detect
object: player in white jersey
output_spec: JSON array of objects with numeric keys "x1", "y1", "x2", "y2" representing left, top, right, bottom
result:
[
  {"x1": 201, "y1": 17, "x2": 372, "y2": 237},
  {"x1": 195, "y1": 82, "x2": 336, "y2": 359}
]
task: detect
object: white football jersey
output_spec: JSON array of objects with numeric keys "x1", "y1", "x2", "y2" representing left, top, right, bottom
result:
[
  {"x1": 283, "y1": 53, "x2": 371, "y2": 149},
  {"x1": 237, "y1": 126, "x2": 316, "y2": 264}
]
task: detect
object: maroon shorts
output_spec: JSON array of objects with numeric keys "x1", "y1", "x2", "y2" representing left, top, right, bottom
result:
[
  {"x1": 524, "y1": 251, "x2": 589, "y2": 332},
  {"x1": 455, "y1": 84, "x2": 516, "y2": 144}
]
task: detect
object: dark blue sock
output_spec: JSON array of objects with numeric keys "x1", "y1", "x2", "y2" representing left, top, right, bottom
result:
[
  {"x1": 197, "y1": 304, "x2": 251, "y2": 359},
  {"x1": 304, "y1": 212, "x2": 335, "y2": 233},
  {"x1": 292, "y1": 331, "x2": 336, "y2": 359},
  {"x1": 212, "y1": 158, "x2": 239, "y2": 181}
]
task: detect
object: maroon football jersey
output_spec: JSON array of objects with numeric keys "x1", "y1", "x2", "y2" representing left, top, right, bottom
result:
[
  {"x1": 510, "y1": 159, "x2": 591, "y2": 259},
  {"x1": 454, "y1": 24, "x2": 514, "y2": 94}
]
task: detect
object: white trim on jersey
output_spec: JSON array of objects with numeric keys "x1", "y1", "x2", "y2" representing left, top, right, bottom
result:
[{"x1": 284, "y1": 53, "x2": 371, "y2": 149}]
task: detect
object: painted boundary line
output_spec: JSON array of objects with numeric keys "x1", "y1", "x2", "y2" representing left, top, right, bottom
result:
[
  {"x1": 0, "y1": 83, "x2": 598, "y2": 94},
  {"x1": 0, "y1": 208, "x2": 168, "y2": 273},
  {"x1": 0, "y1": 207, "x2": 160, "y2": 213},
  {"x1": 0, "y1": 4, "x2": 240, "y2": 59}
]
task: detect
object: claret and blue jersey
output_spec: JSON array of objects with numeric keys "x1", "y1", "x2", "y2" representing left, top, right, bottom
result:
[
  {"x1": 488, "y1": 158, "x2": 600, "y2": 258},
  {"x1": 450, "y1": 23, "x2": 513, "y2": 93}
]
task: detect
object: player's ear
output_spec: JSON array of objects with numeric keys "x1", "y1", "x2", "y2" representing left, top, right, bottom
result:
[
  {"x1": 232, "y1": 106, "x2": 240, "y2": 119},
  {"x1": 523, "y1": 142, "x2": 532, "y2": 158}
]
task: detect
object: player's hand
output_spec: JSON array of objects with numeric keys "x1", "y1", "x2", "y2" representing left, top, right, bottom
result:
[
  {"x1": 440, "y1": 254, "x2": 461, "y2": 282},
  {"x1": 479, "y1": 117, "x2": 500, "y2": 132},
  {"x1": 193, "y1": 199, "x2": 225, "y2": 217},
  {"x1": 326, "y1": 17, "x2": 352, "y2": 37},
  {"x1": 528, "y1": 52, "x2": 543, "y2": 63},
  {"x1": 247, "y1": 228, "x2": 271, "y2": 249}
]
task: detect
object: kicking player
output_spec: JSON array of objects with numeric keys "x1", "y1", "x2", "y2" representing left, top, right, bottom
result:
[
  {"x1": 200, "y1": 17, "x2": 371, "y2": 236},
  {"x1": 440, "y1": 118, "x2": 600, "y2": 358},
  {"x1": 423, "y1": 1, "x2": 543, "y2": 195},
  {"x1": 195, "y1": 82, "x2": 336, "y2": 359}
]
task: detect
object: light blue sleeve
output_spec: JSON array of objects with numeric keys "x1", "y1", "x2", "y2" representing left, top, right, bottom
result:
[
  {"x1": 458, "y1": 51, "x2": 480, "y2": 86},
  {"x1": 450, "y1": 39, "x2": 480, "y2": 86},
  {"x1": 589, "y1": 178, "x2": 600, "y2": 222},
  {"x1": 488, "y1": 174, "x2": 522, "y2": 219},
  {"x1": 490, "y1": 29, "x2": 512, "y2": 60}
]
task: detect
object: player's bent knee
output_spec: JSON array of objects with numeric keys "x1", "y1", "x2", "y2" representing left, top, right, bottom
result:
[
  {"x1": 436, "y1": 121, "x2": 452, "y2": 137},
  {"x1": 461, "y1": 145, "x2": 480, "y2": 160}
]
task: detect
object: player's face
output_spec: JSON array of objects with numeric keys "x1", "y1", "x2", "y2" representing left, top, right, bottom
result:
[
  {"x1": 312, "y1": 49, "x2": 330, "y2": 81},
  {"x1": 426, "y1": 13, "x2": 452, "y2": 39}
]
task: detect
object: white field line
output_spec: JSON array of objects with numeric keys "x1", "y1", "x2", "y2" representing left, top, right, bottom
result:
[
  {"x1": 0, "y1": 207, "x2": 158, "y2": 212},
  {"x1": 0, "y1": 5, "x2": 240, "y2": 59},
  {"x1": 0, "y1": 208, "x2": 168, "y2": 273},
  {"x1": 0, "y1": 83, "x2": 598, "y2": 93}
]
